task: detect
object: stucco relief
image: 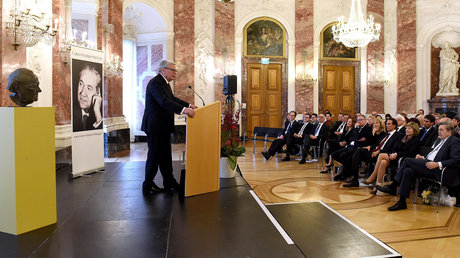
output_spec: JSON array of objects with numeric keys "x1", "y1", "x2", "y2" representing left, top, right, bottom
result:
[{"x1": 236, "y1": 0, "x2": 293, "y2": 25}]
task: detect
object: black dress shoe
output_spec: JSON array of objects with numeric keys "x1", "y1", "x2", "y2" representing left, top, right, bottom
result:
[
  {"x1": 164, "y1": 180, "x2": 181, "y2": 191},
  {"x1": 299, "y1": 158, "x2": 306, "y2": 164},
  {"x1": 388, "y1": 201, "x2": 407, "y2": 211},
  {"x1": 375, "y1": 184, "x2": 396, "y2": 196},
  {"x1": 281, "y1": 155, "x2": 290, "y2": 161},
  {"x1": 333, "y1": 173, "x2": 345, "y2": 181},
  {"x1": 320, "y1": 167, "x2": 331, "y2": 174},
  {"x1": 343, "y1": 180, "x2": 359, "y2": 187},
  {"x1": 261, "y1": 151, "x2": 271, "y2": 160}
]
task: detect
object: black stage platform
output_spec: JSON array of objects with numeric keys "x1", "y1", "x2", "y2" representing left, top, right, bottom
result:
[{"x1": 0, "y1": 161, "x2": 400, "y2": 257}]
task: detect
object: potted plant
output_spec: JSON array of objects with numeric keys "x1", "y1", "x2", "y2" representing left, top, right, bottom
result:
[{"x1": 220, "y1": 97, "x2": 246, "y2": 178}]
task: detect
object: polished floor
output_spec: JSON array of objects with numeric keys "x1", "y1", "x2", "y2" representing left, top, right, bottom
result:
[{"x1": 1, "y1": 141, "x2": 459, "y2": 257}]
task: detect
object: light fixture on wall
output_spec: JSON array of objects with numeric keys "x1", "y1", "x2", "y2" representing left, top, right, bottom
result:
[
  {"x1": 103, "y1": 24, "x2": 123, "y2": 78},
  {"x1": 218, "y1": 0, "x2": 234, "y2": 5},
  {"x1": 5, "y1": 7, "x2": 58, "y2": 50},
  {"x1": 332, "y1": 0, "x2": 380, "y2": 48}
]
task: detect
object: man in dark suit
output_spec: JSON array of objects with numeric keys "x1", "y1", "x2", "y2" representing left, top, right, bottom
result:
[
  {"x1": 377, "y1": 122, "x2": 460, "y2": 211},
  {"x1": 262, "y1": 111, "x2": 299, "y2": 160},
  {"x1": 418, "y1": 114, "x2": 438, "y2": 148},
  {"x1": 343, "y1": 118, "x2": 403, "y2": 187},
  {"x1": 299, "y1": 114, "x2": 329, "y2": 164},
  {"x1": 395, "y1": 115, "x2": 406, "y2": 135},
  {"x1": 141, "y1": 60, "x2": 197, "y2": 195},
  {"x1": 333, "y1": 114, "x2": 373, "y2": 181},
  {"x1": 73, "y1": 64, "x2": 103, "y2": 132},
  {"x1": 283, "y1": 113, "x2": 314, "y2": 161}
]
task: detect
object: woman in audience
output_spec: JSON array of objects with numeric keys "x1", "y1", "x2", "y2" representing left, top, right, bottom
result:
[
  {"x1": 367, "y1": 116, "x2": 376, "y2": 129},
  {"x1": 321, "y1": 117, "x2": 355, "y2": 172},
  {"x1": 363, "y1": 122, "x2": 420, "y2": 194},
  {"x1": 370, "y1": 118, "x2": 386, "y2": 144}
]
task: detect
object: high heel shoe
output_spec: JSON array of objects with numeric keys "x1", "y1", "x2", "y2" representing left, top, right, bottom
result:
[
  {"x1": 362, "y1": 178, "x2": 375, "y2": 185},
  {"x1": 369, "y1": 188, "x2": 377, "y2": 194},
  {"x1": 320, "y1": 166, "x2": 332, "y2": 174}
]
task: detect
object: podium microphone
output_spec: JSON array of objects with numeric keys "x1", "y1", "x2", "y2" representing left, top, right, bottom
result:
[{"x1": 188, "y1": 86, "x2": 205, "y2": 106}]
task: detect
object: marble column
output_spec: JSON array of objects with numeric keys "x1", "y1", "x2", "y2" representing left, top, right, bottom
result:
[
  {"x1": 384, "y1": 0, "x2": 397, "y2": 115},
  {"x1": 367, "y1": 0, "x2": 384, "y2": 114},
  {"x1": 295, "y1": 0, "x2": 314, "y2": 113},
  {"x1": 174, "y1": 0, "x2": 194, "y2": 104},
  {"x1": 397, "y1": 0, "x2": 416, "y2": 113},
  {"x1": 194, "y1": 0, "x2": 215, "y2": 106},
  {"x1": 215, "y1": 0, "x2": 235, "y2": 106}
]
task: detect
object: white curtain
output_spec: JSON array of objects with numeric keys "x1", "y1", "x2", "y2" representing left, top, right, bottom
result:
[{"x1": 123, "y1": 40, "x2": 137, "y2": 142}]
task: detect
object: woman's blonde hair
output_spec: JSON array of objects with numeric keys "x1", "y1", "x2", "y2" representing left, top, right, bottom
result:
[
  {"x1": 405, "y1": 121, "x2": 420, "y2": 136},
  {"x1": 374, "y1": 117, "x2": 386, "y2": 134}
]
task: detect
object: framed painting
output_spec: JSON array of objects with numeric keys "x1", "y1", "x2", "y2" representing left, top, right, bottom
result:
[
  {"x1": 321, "y1": 22, "x2": 359, "y2": 61},
  {"x1": 244, "y1": 17, "x2": 286, "y2": 58}
]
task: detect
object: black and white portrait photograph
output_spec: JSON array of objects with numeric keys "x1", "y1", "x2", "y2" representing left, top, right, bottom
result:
[{"x1": 72, "y1": 59, "x2": 103, "y2": 132}]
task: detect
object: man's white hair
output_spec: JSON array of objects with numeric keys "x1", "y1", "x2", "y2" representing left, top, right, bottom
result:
[{"x1": 158, "y1": 60, "x2": 176, "y2": 74}]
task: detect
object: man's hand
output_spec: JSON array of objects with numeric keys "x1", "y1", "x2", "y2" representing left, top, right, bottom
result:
[
  {"x1": 339, "y1": 141, "x2": 346, "y2": 147},
  {"x1": 293, "y1": 133, "x2": 301, "y2": 138},
  {"x1": 416, "y1": 154, "x2": 424, "y2": 160},
  {"x1": 310, "y1": 135, "x2": 317, "y2": 140},
  {"x1": 184, "y1": 107, "x2": 195, "y2": 118},
  {"x1": 426, "y1": 162, "x2": 439, "y2": 170},
  {"x1": 277, "y1": 135, "x2": 284, "y2": 140},
  {"x1": 371, "y1": 150, "x2": 379, "y2": 158},
  {"x1": 190, "y1": 104, "x2": 198, "y2": 109},
  {"x1": 92, "y1": 93, "x2": 103, "y2": 124},
  {"x1": 358, "y1": 137, "x2": 366, "y2": 141},
  {"x1": 389, "y1": 153, "x2": 397, "y2": 160}
]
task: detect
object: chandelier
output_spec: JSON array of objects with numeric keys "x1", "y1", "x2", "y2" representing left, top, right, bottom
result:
[
  {"x1": 218, "y1": 0, "x2": 234, "y2": 4},
  {"x1": 332, "y1": 0, "x2": 380, "y2": 48},
  {"x1": 5, "y1": 8, "x2": 57, "y2": 50},
  {"x1": 104, "y1": 54, "x2": 123, "y2": 78}
]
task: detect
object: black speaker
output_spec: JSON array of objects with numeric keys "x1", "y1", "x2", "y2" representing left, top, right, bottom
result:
[{"x1": 223, "y1": 75, "x2": 237, "y2": 95}]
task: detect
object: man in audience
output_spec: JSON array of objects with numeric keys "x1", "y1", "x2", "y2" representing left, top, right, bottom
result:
[
  {"x1": 333, "y1": 114, "x2": 373, "y2": 181},
  {"x1": 434, "y1": 113, "x2": 442, "y2": 129},
  {"x1": 417, "y1": 109, "x2": 425, "y2": 115},
  {"x1": 283, "y1": 113, "x2": 314, "y2": 161},
  {"x1": 371, "y1": 111, "x2": 378, "y2": 118},
  {"x1": 418, "y1": 114, "x2": 438, "y2": 148},
  {"x1": 395, "y1": 114, "x2": 406, "y2": 135},
  {"x1": 299, "y1": 114, "x2": 329, "y2": 164},
  {"x1": 262, "y1": 111, "x2": 299, "y2": 160},
  {"x1": 453, "y1": 117, "x2": 460, "y2": 137},
  {"x1": 343, "y1": 118, "x2": 403, "y2": 187},
  {"x1": 376, "y1": 122, "x2": 460, "y2": 211}
]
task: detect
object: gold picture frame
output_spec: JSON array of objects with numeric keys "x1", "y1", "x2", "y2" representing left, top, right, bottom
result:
[
  {"x1": 244, "y1": 17, "x2": 286, "y2": 58},
  {"x1": 320, "y1": 22, "x2": 359, "y2": 61}
]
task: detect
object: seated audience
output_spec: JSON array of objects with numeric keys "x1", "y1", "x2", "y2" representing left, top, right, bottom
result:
[
  {"x1": 363, "y1": 122, "x2": 420, "y2": 194},
  {"x1": 283, "y1": 112, "x2": 314, "y2": 161},
  {"x1": 321, "y1": 116, "x2": 354, "y2": 173},
  {"x1": 376, "y1": 122, "x2": 460, "y2": 211},
  {"x1": 299, "y1": 114, "x2": 329, "y2": 164},
  {"x1": 453, "y1": 117, "x2": 460, "y2": 138},
  {"x1": 262, "y1": 111, "x2": 299, "y2": 160},
  {"x1": 395, "y1": 114, "x2": 407, "y2": 135},
  {"x1": 418, "y1": 114, "x2": 438, "y2": 148}
]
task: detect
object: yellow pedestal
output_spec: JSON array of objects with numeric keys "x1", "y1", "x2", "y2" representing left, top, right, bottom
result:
[{"x1": 0, "y1": 107, "x2": 56, "y2": 235}]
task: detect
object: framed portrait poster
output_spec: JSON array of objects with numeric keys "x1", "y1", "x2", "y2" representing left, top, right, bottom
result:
[
  {"x1": 244, "y1": 17, "x2": 286, "y2": 58},
  {"x1": 321, "y1": 22, "x2": 359, "y2": 61}
]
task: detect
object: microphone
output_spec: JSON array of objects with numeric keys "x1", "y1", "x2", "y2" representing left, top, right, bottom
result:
[{"x1": 188, "y1": 86, "x2": 205, "y2": 106}]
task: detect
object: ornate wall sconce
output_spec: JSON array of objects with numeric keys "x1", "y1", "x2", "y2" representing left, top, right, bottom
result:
[
  {"x1": 5, "y1": 8, "x2": 57, "y2": 50},
  {"x1": 104, "y1": 54, "x2": 123, "y2": 78},
  {"x1": 295, "y1": 73, "x2": 317, "y2": 83}
]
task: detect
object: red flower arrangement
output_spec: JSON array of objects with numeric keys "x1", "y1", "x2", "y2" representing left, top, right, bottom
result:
[{"x1": 221, "y1": 97, "x2": 246, "y2": 170}]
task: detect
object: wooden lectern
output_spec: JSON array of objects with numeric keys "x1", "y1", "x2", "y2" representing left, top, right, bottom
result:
[{"x1": 185, "y1": 101, "x2": 221, "y2": 197}]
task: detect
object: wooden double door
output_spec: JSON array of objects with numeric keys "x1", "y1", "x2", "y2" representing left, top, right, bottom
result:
[
  {"x1": 322, "y1": 65, "x2": 355, "y2": 117},
  {"x1": 246, "y1": 63, "x2": 282, "y2": 136}
]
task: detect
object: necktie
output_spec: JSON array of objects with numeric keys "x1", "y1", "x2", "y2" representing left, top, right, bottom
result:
[
  {"x1": 420, "y1": 129, "x2": 428, "y2": 141},
  {"x1": 298, "y1": 123, "x2": 307, "y2": 136},
  {"x1": 337, "y1": 122, "x2": 345, "y2": 133},
  {"x1": 426, "y1": 139, "x2": 445, "y2": 161},
  {"x1": 83, "y1": 114, "x2": 89, "y2": 129},
  {"x1": 314, "y1": 123, "x2": 322, "y2": 136},
  {"x1": 372, "y1": 133, "x2": 390, "y2": 152},
  {"x1": 285, "y1": 122, "x2": 291, "y2": 133}
]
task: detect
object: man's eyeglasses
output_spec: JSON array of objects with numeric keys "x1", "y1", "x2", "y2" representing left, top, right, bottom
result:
[{"x1": 165, "y1": 67, "x2": 177, "y2": 72}]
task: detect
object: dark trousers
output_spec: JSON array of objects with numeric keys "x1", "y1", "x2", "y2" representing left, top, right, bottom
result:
[
  {"x1": 349, "y1": 148, "x2": 374, "y2": 179},
  {"x1": 144, "y1": 133, "x2": 176, "y2": 187},
  {"x1": 285, "y1": 135, "x2": 303, "y2": 156},
  {"x1": 268, "y1": 138, "x2": 286, "y2": 156},
  {"x1": 301, "y1": 137, "x2": 319, "y2": 158},
  {"x1": 394, "y1": 158, "x2": 439, "y2": 197},
  {"x1": 331, "y1": 147, "x2": 356, "y2": 177}
]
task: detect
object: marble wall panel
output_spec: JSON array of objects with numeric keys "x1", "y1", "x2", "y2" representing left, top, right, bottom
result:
[
  {"x1": 1, "y1": 1, "x2": 26, "y2": 107},
  {"x1": 431, "y1": 46, "x2": 460, "y2": 99},
  {"x1": 397, "y1": 0, "x2": 416, "y2": 113},
  {"x1": 367, "y1": 0, "x2": 384, "y2": 113},
  {"x1": 295, "y1": 0, "x2": 314, "y2": 113},
  {"x1": 53, "y1": 0, "x2": 71, "y2": 124},
  {"x1": 174, "y1": 0, "x2": 194, "y2": 103},
  {"x1": 105, "y1": 0, "x2": 124, "y2": 117},
  {"x1": 71, "y1": 19, "x2": 89, "y2": 42},
  {"x1": 137, "y1": 46, "x2": 148, "y2": 77},
  {"x1": 151, "y1": 45, "x2": 163, "y2": 72},
  {"x1": 215, "y1": 0, "x2": 235, "y2": 107},
  {"x1": 135, "y1": 76, "x2": 153, "y2": 135}
]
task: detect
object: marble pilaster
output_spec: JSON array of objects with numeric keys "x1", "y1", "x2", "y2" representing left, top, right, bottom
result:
[
  {"x1": 384, "y1": 0, "x2": 397, "y2": 115},
  {"x1": 295, "y1": 0, "x2": 314, "y2": 113},
  {"x1": 397, "y1": 0, "x2": 416, "y2": 113},
  {"x1": 367, "y1": 0, "x2": 384, "y2": 113}
]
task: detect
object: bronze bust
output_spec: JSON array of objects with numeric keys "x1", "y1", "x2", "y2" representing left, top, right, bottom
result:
[{"x1": 7, "y1": 68, "x2": 42, "y2": 107}]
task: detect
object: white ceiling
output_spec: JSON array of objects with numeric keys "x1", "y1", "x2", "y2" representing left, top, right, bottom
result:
[{"x1": 124, "y1": 2, "x2": 166, "y2": 35}]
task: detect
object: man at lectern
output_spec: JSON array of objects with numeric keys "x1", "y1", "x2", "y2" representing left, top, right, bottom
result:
[{"x1": 141, "y1": 60, "x2": 197, "y2": 195}]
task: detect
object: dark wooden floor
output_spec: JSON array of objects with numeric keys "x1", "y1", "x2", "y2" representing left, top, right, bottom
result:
[{"x1": 0, "y1": 161, "x2": 398, "y2": 257}]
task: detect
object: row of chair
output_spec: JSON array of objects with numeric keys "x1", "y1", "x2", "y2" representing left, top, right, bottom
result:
[{"x1": 246, "y1": 127, "x2": 284, "y2": 154}]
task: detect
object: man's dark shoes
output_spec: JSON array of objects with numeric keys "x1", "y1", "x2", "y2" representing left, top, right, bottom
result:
[
  {"x1": 281, "y1": 155, "x2": 290, "y2": 161},
  {"x1": 164, "y1": 180, "x2": 181, "y2": 191},
  {"x1": 261, "y1": 151, "x2": 271, "y2": 160},
  {"x1": 142, "y1": 182, "x2": 164, "y2": 195},
  {"x1": 299, "y1": 158, "x2": 306, "y2": 164},
  {"x1": 375, "y1": 184, "x2": 396, "y2": 196},
  {"x1": 333, "y1": 173, "x2": 345, "y2": 181},
  {"x1": 388, "y1": 201, "x2": 407, "y2": 211},
  {"x1": 343, "y1": 180, "x2": 359, "y2": 187}
]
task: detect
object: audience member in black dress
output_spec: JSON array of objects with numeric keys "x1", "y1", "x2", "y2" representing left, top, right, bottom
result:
[{"x1": 321, "y1": 116, "x2": 353, "y2": 173}]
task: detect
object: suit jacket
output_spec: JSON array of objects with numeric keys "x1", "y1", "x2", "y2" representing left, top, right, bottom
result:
[
  {"x1": 350, "y1": 124, "x2": 373, "y2": 147},
  {"x1": 296, "y1": 121, "x2": 314, "y2": 141},
  {"x1": 396, "y1": 126, "x2": 406, "y2": 135},
  {"x1": 372, "y1": 131, "x2": 404, "y2": 154},
  {"x1": 141, "y1": 74, "x2": 190, "y2": 134},
  {"x1": 418, "y1": 126, "x2": 438, "y2": 147},
  {"x1": 338, "y1": 127, "x2": 354, "y2": 144},
  {"x1": 73, "y1": 106, "x2": 102, "y2": 132},
  {"x1": 282, "y1": 120, "x2": 300, "y2": 137},
  {"x1": 395, "y1": 136, "x2": 419, "y2": 158},
  {"x1": 309, "y1": 122, "x2": 329, "y2": 142},
  {"x1": 432, "y1": 136, "x2": 460, "y2": 186}
]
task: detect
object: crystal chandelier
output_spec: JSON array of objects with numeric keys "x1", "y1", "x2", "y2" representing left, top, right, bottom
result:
[
  {"x1": 218, "y1": 0, "x2": 234, "y2": 4},
  {"x1": 104, "y1": 54, "x2": 123, "y2": 78},
  {"x1": 332, "y1": 0, "x2": 381, "y2": 48},
  {"x1": 5, "y1": 8, "x2": 57, "y2": 50}
]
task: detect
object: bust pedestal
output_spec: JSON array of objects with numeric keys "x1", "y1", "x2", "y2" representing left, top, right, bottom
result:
[{"x1": 427, "y1": 95, "x2": 460, "y2": 116}]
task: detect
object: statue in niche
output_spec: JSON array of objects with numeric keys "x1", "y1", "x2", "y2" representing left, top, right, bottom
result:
[
  {"x1": 438, "y1": 41, "x2": 460, "y2": 96},
  {"x1": 7, "y1": 68, "x2": 42, "y2": 106}
]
